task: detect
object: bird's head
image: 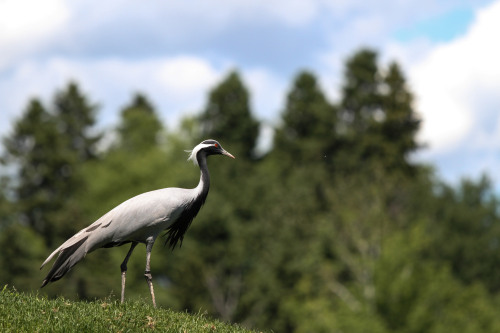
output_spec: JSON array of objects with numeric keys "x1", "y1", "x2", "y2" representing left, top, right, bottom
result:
[{"x1": 187, "y1": 139, "x2": 235, "y2": 165}]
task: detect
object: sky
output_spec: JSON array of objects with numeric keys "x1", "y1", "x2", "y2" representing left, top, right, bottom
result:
[{"x1": 1, "y1": 0, "x2": 499, "y2": 188}]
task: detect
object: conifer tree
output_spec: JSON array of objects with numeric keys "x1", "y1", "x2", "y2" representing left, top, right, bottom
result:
[
  {"x1": 336, "y1": 49, "x2": 382, "y2": 170},
  {"x1": 53, "y1": 82, "x2": 100, "y2": 160},
  {"x1": 167, "y1": 71, "x2": 261, "y2": 321},
  {"x1": 3, "y1": 100, "x2": 71, "y2": 241},
  {"x1": 340, "y1": 49, "x2": 381, "y2": 134},
  {"x1": 380, "y1": 62, "x2": 420, "y2": 171},
  {"x1": 2, "y1": 83, "x2": 100, "y2": 246},
  {"x1": 117, "y1": 93, "x2": 163, "y2": 152},
  {"x1": 274, "y1": 70, "x2": 337, "y2": 165},
  {"x1": 199, "y1": 70, "x2": 259, "y2": 159},
  {"x1": 338, "y1": 49, "x2": 420, "y2": 172}
]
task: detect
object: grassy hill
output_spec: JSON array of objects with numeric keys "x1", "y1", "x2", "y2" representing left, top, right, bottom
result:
[{"x1": 0, "y1": 286, "x2": 257, "y2": 332}]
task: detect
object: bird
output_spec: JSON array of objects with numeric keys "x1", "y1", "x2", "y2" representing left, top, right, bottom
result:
[{"x1": 40, "y1": 139, "x2": 235, "y2": 307}]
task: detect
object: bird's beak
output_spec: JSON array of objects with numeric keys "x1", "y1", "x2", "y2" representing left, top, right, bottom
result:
[{"x1": 222, "y1": 149, "x2": 235, "y2": 159}]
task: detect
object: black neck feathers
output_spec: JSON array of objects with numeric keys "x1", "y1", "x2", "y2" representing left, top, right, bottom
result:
[{"x1": 163, "y1": 153, "x2": 210, "y2": 249}]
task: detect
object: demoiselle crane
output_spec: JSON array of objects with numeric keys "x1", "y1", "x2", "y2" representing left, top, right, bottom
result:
[{"x1": 40, "y1": 139, "x2": 234, "y2": 307}]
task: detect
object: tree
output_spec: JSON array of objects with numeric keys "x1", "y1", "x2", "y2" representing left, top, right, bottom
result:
[
  {"x1": 374, "y1": 223, "x2": 500, "y2": 333},
  {"x1": 199, "y1": 70, "x2": 259, "y2": 159},
  {"x1": 423, "y1": 175, "x2": 500, "y2": 293},
  {"x1": 274, "y1": 71, "x2": 337, "y2": 167},
  {"x1": 249, "y1": 72, "x2": 340, "y2": 331},
  {"x1": 339, "y1": 49, "x2": 381, "y2": 135},
  {"x1": 379, "y1": 62, "x2": 420, "y2": 172},
  {"x1": 164, "y1": 71, "x2": 263, "y2": 322},
  {"x1": 0, "y1": 176, "x2": 14, "y2": 229},
  {"x1": 334, "y1": 49, "x2": 383, "y2": 171},
  {"x1": 0, "y1": 222, "x2": 47, "y2": 290},
  {"x1": 53, "y1": 82, "x2": 100, "y2": 160},
  {"x1": 2, "y1": 99, "x2": 73, "y2": 244},
  {"x1": 337, "y1": 49, "x2": 421, "y2": 173},
  {"x1": 117, "y1": 93, "x2": 163, "y2": 152},
  {"x1": 49, "y1": 82, "x2": 101, "y2": 243},
  {"x1": 1, "y1": 83, "x2": 100, "y2": 298}
]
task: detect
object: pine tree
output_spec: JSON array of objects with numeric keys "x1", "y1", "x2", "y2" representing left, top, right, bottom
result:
[
  {"x1": 255, "y1": 71, "x2": 339, "y2": 330},
  {"x1": 335, "y1": 49, "x2": 383, "y2": 171},
  {"x1": 165, "y1": 70, "x2": 262, "y2": 321},
  {"x1": 337, "y1": 49, "x2": 421, "y2": 173},
  {"x1": 199, "y1": 70, "x2": 259, "y2": 159},
  {"x1": 339, "y1": 49, "x2": 381, "y2": 134},
  {"x1": 117, "y1": 93, "x2": 163, "y2": 152},
  {"x1": 274, "y1": 71, "x2": 337, "y2": 166},
  {"x1": 53, "y1": 82, "x2": 100, "y2": 160},
  {"x1": 2, "y1": 82, "x2": 100, "y2": 246},
  {"x1": 380, "y1": 62, "x2": 420, "y2": 171},
  {"x1": 3, "y1": 99, "x2": 71, "y2": 241}
]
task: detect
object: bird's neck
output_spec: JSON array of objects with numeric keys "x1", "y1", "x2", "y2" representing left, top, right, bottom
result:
[{"x1": 195, "y1": 154, "x2": 210, "y2": 198}]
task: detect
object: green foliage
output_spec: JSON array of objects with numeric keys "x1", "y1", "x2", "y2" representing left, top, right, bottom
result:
[
  {"x1": 340, "y1": 49, "x2": 380, "y2": 134},
  {"x1": 53, "y1": 82, "x2": 100, "y2": 160},
  {"x1": 199, "y1": 70, "x2": 259, "y2": 159},
  {"x1": 117, "y1": 93, "x2": 164, "y2": 152},
  {"x1": 2, "y1": 83, "x2": 99, "y2": 247},
  {"x1": 376, "y1": 225, "x2": 500, "y2": 333},
  {"x1": 167, "y1": 70, "x2": 264, "y2": 324},
  {"x1": 274, "y1": 71, "x2": 337, "y2": 167},
  {"x1": 337, "y1": 49, "x2": 420, "y2": 174},
  {"x1": 0, "y1": 224, "x2": 47, "y2": 290},
  {"x1": 0, "y1": 177, "x2": 14, "y2": 228},
  {"x1": 379, "y1": 62, "x2": 421, "y2": 172},
  {"x1": 423, "y1": 175, "x2": 500, "y2": 292},
  {"x1": 3, "y1": 99, "x2": 72, "y2": 239},
  {"x1": 0, "y1": 287, "x2": 256, "y2": 333}
]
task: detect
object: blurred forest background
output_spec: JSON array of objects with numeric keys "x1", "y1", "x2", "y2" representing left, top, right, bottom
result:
[{"x1": 1, "y1": 48, "x2": 500, "y2": 332}]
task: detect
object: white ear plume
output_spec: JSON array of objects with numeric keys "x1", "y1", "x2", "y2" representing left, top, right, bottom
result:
[
  {"x1": 185, "y1": 150, "x2": 196, "y2": 165},
  {"x1": 186, "y1": 143, "x2": 212, "y2": 166}
]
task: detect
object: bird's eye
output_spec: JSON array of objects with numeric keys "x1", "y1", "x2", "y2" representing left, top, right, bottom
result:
[{"x1": 214, "y1": 143, "x2": 219, "y2": 148}]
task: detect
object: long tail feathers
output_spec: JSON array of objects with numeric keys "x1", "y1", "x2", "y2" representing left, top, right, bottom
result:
[{"x1": 40, "y1": 235, "x2": 89, "y2": 288}]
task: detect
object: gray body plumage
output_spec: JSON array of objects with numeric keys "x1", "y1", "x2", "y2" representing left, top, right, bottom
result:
[
  {"x1": 41, "y1": 188, "x2": 194, "y2": 282},
  {"x1": 40, "y1": 139, "x2": 234, "y2": 306}
]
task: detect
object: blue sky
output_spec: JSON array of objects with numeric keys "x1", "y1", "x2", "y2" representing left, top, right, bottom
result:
[
  {"x1": 395, "y1": 7, "x2": 474, "y2": 42},
  {"x1": 1, "y1": 0, "x2": 499, "y2": 188}
]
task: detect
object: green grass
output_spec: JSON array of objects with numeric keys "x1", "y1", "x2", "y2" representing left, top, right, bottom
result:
[{"x1": 0, "y1": 286, "x2": 257, "y2": 333}]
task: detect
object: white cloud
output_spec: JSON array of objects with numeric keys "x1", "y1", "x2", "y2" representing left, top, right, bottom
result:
[
  {"x1": 157, "y1": 57, "x2": 222, "y2": 100},
  {"x1": 0, "y1": 0, "x2": 68, "y2": 43},
  {"x1": 315, "y1": 1, "x2": 471, "y2": 106},
  {"x1": 66, "y1": 0, "x2": 321, "y2": 44},
  {"x1": 408, "y1": 0, "x2": 500, "y2": 155},
  {"x1": 0, "y1": 56, "x2": 228, "y2": 136},
  {"x1": 0, "y1": 0, "x2": 69, "y2": 70},
  {"x1": 224, "y1": 0, "x2": 319, "y2": 26},
  {"x1": 243, "y1": 69, "x2": 287, "y2": 122}
]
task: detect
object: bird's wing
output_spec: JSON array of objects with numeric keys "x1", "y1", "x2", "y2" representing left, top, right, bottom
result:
[
  {"x1": 41, "y1": 188, "x2": 185, "y2": 269},
  {"x1": 85, "y1": 189, "x2": 186, "y2": 246}
]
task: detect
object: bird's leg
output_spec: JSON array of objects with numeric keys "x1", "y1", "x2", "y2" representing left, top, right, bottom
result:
[
  {"x1": 120, "y1": 242, "x2": 138, "y2": 304},
  {"x1": 144, "y1": 239, "x2": 156, "y2": 308}
]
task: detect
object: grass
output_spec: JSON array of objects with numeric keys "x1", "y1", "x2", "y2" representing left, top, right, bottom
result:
[{"x1": 0, "y1": 286, "x2": 257, "y2": 333}]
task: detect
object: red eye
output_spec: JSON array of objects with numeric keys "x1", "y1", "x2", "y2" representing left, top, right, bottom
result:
[{"x1": 214, "y1": 143, "x2": 219, "y2": 148}]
